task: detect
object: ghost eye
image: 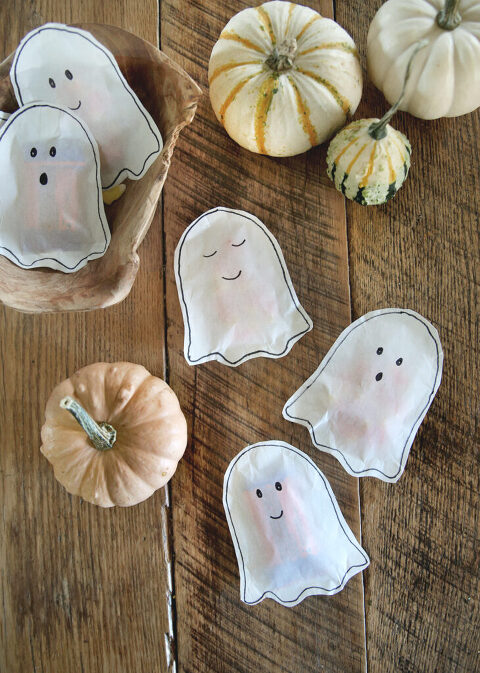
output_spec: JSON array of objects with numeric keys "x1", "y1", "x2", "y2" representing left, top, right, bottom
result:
[
  {"x1": 232, "y1": 239, "x2": 246, "y2": 247},
  {"x1": 396, "y1": 358, "x2": 403, "y2": 366},
  {"x1": 49, "y1": 77, "x2": 56, "y2": 88},
  {"x1": 65, "y1": 69, "x2": 73, "y2": 80},
  {"x1": 49, "y1": 146, "x2": 56, "y2": 157},
  {"x1": 30, "y1": 147, "x2": 37, "y2": 158},
  {"x1": 375, "y1": 372, "x2": 383, "y2": 382},
  {"x1": 376, "y1": 347, "x2": 383, "y2": 355},
  {"x1": 275, "y1": 482, "x2": 282, "y2": 491},
  {"x1": 256, "y1": 489, "x2": 263, "y2": 498},
  {"x1": 203, "y1": 250, "x2": 217, "y2": 258}
]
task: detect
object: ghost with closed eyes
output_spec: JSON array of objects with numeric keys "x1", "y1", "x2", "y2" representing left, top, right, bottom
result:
[
  {"x1": 223, "y1": 441, "x2": 369, "y2": 606},
  {"x1": 11, "y1": 23, "x2": 163, "y2": 189},
  {"x1": 283, "y1": 309, "x2": 443, "y2": 482},
  {"x1": 174, "y1": 208, "x2": 312, "y2": 366},
  {"x1": 0, "y1": 103, "x2": 109, "y2": 272}
]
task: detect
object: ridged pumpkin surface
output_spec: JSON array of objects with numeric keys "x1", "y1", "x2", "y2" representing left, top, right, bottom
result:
[
  {"x1": 209, "y1": 1, "x2": 362, "y2": 156},
  {"x1": 367, "y1": 0, "x2": 480, "y2": 119},
  {"x1": 41, "y1": 362, "x2": 188, "y2": 507},
  {"x1": 326, "y1": 119, "x2": 411, "y2": 205}
]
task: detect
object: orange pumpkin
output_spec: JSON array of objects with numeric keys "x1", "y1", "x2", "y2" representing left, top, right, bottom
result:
[{"x1": 40, "y1": 362, "x2": 188, "y2": 507}]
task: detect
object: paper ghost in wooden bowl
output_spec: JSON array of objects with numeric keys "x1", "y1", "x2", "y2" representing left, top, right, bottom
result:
[
  {"x1": 0, "y1": 23, "x2": 201, "y2": 313},
  {"x1": 11, "y1": 23, "x2": 163, "y2": 189},
  {"x1": 223, "y1": 441, "x2": 369, "y2": 607},
  {"x1": 0, "y1": 103, "x2": 109, "y2": 272},
  {"x1": 283, "y1": 308, "x2": 443, "y2": 482}
]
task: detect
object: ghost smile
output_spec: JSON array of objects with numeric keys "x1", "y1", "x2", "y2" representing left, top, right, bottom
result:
[
  {"x1": 68, "y1": 100, "x2": 82, "y2": 110},
  {"x1": 270, "y1": 510, "x2": 283, "y2": 520},
  {"x1": 221, "y1": 270, "x2": 242, "y2": 280}
]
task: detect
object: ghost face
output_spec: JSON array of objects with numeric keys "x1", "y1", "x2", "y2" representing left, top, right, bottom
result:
[
  {"x1": 0, "y1": 104, "x2": 109, "y2": 272},
  {"x1": 175, "y1": 208, "x2": 312, "y2": 366},
  {"x1": 223, "y1": 442, "x2": 369, "y2": 606},
  {"x1": 11, "y1": 24, "x2": 163, "y2": 188},
  {"x1": 284, "y1": 309, "x2": 443, "y2": 481}
]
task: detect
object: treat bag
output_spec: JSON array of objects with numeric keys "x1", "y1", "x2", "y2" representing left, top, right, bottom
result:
[
  {"x1": 175, "y1": 207, "x2": 312, "y2": 366},
  {"x1": 223, "y1": 440, "x2": 369, "y2": 606},
  {"x1": 284, "y1": 308, "x2": 443, "y2": 482}
]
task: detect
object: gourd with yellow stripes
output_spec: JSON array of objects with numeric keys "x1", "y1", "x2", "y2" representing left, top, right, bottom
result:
[
  {"x1": 326, "y1": 42, "x2": 426, "y2": 206},
  {"x1": 326, "y1": 119, "x2": 411, "y2": 206},
  {"x1": 208, "y1": 1, "x2": 362, "y2": 157}
]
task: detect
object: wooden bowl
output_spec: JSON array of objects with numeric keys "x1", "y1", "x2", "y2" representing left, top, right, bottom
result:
[{"x1": 0, "y1": 24, "x2": 201, "y2": 313}]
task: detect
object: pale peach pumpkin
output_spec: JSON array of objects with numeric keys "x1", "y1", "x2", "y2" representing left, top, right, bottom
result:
[{"x1": 40, "y1": 362, "x2": 188, "y2": 507}]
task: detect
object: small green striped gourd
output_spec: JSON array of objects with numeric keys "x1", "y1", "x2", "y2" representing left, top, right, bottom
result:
[
  {"x1": 327, "y1": 119, "x2": 411, "y2": 205},
  {"x1": 326, "y1": 39, "x2": 427, "y2": 206},
  {"x1": 208, "y1": 1, "x2": 362, "y2": 157}
]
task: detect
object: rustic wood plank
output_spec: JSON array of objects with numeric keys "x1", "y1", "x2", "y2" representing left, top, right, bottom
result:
[
  {"x1": 0, "y1": 3, "x2": 176, "y2": 672},
  {"x1": 162, "y1": 1, "x2": 366, "y2": 671},
  {"x1": 335, "y1": 2, "x2": 480, "y2": 672}
]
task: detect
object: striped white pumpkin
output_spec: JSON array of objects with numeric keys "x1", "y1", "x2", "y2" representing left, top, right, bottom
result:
[
  {"x1": 208, "y1": 1, "x2": 362, "y2": 156},
  {"x1": 326, "y1": 119, "x2": 411, "y2": 205}
]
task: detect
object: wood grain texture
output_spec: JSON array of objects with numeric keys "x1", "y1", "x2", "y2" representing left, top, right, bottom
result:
[
  {"x1": 3, "y1": 1, "x2": 478, "y2": 672},
  {"x1": 162, "y1": 1, "x2": 366, "y2": 672},
  {"x1": 335, "y1": 2, "x2": 480, "y2": 672},
  {"x1": 0, "y1": 3, "x2": 175, "y2": 672}
]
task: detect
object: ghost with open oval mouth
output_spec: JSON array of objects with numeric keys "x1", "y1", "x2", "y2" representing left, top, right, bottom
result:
[
  {"x1": 0, "y1": 103, "x2": 109, "y2": 272},
  {"x1": 223, "y1": 441, "x2": 369, "y2": 607},
  {"x1": 174, "y1": 207, "x2": 312, "y2": 366},
  {"x1": 283, "y1": 308, "x2": 443, "y2": 482}
]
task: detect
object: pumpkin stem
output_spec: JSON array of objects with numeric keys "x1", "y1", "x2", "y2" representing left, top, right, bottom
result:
[
  {"x1": 368, "y1": 40, "x2": 428, "y2": 141},
  {"x1": 265, "y1": 38, "x2": 297, "y2": 73},
  {"x1": 60, "y1": 396, "x2": 117, "y2": 451},
  {"x1": 437, "y1": 0, "x2": 462, "y2": 30}
]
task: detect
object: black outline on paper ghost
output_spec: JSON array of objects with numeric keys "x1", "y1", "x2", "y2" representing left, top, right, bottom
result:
[
  {"x1": 283, "y1": 309, "x2": 443, "y2": 482},
  {"x1": 175, "y1": 207, "x2": 313, "y2": 366},
  {"x1": 0, "y1": 103, "x2": 109, "y2": 271},
  {"x1": 223, "y1": 441, "x2": 369, "y2": 606},
  {"x1": 11, "y1": 23, "x2": 162, "y2": 189}
]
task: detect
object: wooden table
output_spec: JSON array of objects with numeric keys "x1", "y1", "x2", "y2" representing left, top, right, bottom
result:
[{"x1": 0, "y1": 1, "x2": 478, "y2": 671}]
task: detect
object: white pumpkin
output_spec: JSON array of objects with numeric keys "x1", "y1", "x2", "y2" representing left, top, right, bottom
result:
[
  {"x1": 367, "y1": 0, "x2": 480, "y2": 119},
  {"x1": 208, "y1": 1, "x2": 362, "y2": 156}
]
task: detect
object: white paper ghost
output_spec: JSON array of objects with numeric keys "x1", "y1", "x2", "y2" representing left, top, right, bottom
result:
[
  {"x1": 11, "y1": 23, "x2": 163, "y2": 189},
  {"x1": 283, "y1": 308, "x2": 443, "y2": 482},
  {"x1": 174, "y1": 207, "x2": 313, "y2": 366},
  {"x1": 0, "y1": 102, "x2": 110, "y2": 272},
  {"x1": 223, "y1": 441, "x2": 369, "y2": 607},
  {"x1": 0, "y1": 112, "x2": 10, "y2": 129}
]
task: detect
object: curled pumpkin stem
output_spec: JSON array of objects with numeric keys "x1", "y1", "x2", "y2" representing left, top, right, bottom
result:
[
  {"x1": 368, "y1": 39, "x2": 428, "y2": 141},
  {"x1": 60, "y1": 395, "x2": 116, "y2": 451},
  {"x1": 437, "y1": 0, "x2": 462, "y2": 31},
  {"x1": 265, "y1": 38, "x2": 297, "y2": 72}
]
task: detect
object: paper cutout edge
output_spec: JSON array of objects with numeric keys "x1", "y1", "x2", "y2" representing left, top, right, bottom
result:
[
  {"x1": 174, "y1": 207, "x2": 313, "y2": 367},
  {"x1": 222, "y1": 440, "x2": 370, "y2": 607},
  {"x1": 283, "y1": 308, "x2": 444, "y2": 483},
  {"x1": 0, "y1": 102, "x2": 110, "y2": 272}
]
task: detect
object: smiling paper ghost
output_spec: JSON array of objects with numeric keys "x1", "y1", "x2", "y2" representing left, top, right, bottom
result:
[
  {"x1": 283, "y1": 309, "x2": 443, "y2": 482},
  {"x1": 223, "y1": 441, "x2": 369, "y2": 606},
  {"x1": 0, "y1": 103, "x2": 109, "y2": 272},
  {"x1": 11, "y1": 23, "x2": 163, "y2": 189},
  {"x1": 174, "y1": 208, "x2": 312, "y2": 366}
]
